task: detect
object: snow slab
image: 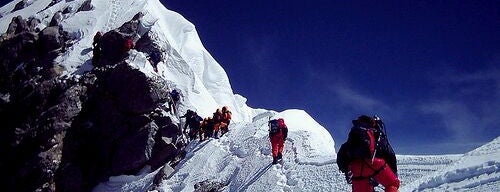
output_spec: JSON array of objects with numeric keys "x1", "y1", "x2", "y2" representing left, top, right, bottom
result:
[{"x1": 401, "y1": 136, "x2": 500, "y2": 192}]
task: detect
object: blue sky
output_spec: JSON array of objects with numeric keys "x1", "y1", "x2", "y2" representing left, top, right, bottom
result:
[
  {"x1": 160, "y1": 1, "x2": 500, "y2": 154},
  {"x1": 2, "y1": 0, "x2": 496, "y2": 154}
]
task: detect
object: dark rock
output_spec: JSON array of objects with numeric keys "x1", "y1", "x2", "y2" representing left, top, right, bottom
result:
[
  {"x1": 118, "y1": 20, "x2": 140, "y2": 36},
  {"x1": 111, "y1": 118, "x2": 158, "y2": 175},
  {"x1": 0, "y1": 75, "x2": 86, "y2": 191},
  {"x1": 136, "y1": 32, "x2": 165, "y2": 68},
  {"x1": 0, "y1": 10, "x2": 187, "y2": 191},
  {"x1": 105, "y1": 64, "x2": 157, "y2": 114},
  {"x1": 12, "y1": 0, "x2": 27, "y2": 12},
  {"x1": 77, "y1": 0, "x2": 94, "y2": 12},
  {"x1": 28, "y1": 17, "x2": 41, "y2": 32},
  {"x1": 39, "y1": 26, "x2": 63, "y2": 53},
  {"x1": 6, "y1": 15, "x2": 29, "y2": 35},
  {"x1": 49, "y1": 11, "x2": 63, "y2": 27},
  {"x1": 62, "y1": 6, "x2": 72, "y2": 14},
  {"x1": 194, "y1": 180, "x2": 227, "y2": 192},
  {"x1": 151, "y1": 165, "x2": 174, "y2": 187},
  {"x1": 47, "y1": 0, "x2": 63, "y2": 8},
  {"x1": 132, "y1": 12, "x2": 144, "y2": 21},
  {"x1": 98, "y1": 31, "x2": 130, "y2": 65},
  {"x1": 0, "y1": 31, "x2": 38, "y2": 91},
  {"x1": 56, "y1": 64, "x2": 183, "y2": 191},
  {"x1": 118, "y1": 12, "x2": 143, "y2": 36}
]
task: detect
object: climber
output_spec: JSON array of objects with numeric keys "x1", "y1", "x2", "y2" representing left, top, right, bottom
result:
[
  {"x1": 336, "y1": 115, "x2": 400, "y2": 192},
  {"x1": 220, "y1": 106, "x2": 232, "y2": 136},
  {"x1": 180, "y1": 109, "x2": 195, "y2": 132},
  {"x1": 180, "y1": 110, "x2": 203, "y2": 141},
  {"x1": 268, "y1": 118, "x2": 288, "y2": 164},
  {"x1": 212, "y1": 108, "x2": 223, "y2": 138},
  {"x1": 168, "y1": 89, "x2": 181, "y2": 115},
  {"x1": 201, "y1": 117, "x2": 214, "y2": 140},
  {"x1": 123, "y1": 37, "x2": 133, "y2": 52}
]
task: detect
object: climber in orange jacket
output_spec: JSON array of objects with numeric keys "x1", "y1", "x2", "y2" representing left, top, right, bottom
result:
[{"x1": 220, "y1": 106, "x2": 232, "y2": 136}]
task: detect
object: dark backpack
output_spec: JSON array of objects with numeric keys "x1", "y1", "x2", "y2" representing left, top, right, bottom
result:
[
  {"x1": 171, "y1": 90, "x2": 180, "y2": 101},
  {"x1": 194, "y1": 115, "x2": 203, "y2": 123},
  {"x1": 269, "y1": 119, "x2": 280, "y2": 134}
]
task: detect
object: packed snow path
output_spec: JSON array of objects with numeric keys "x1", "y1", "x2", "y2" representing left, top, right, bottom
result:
[{"x1": 157, "y1": 110, "x2": 340, "y2": 192}]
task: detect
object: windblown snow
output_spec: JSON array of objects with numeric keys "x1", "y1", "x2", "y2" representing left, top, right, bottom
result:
[{"x1": 1, "y1": 0, "x2": 499, "y2": 191}]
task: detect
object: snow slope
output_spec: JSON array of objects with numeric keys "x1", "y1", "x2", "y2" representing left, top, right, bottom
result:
[
  {"x1": 402, "y1": 136, "x2": 500, "y2": 192},
  {"x1": 2, "y1": 0, "x2": 499, "y2": 191},
  {"x1": 156, "y1": 109, "x2": 337, "y2": 192}
]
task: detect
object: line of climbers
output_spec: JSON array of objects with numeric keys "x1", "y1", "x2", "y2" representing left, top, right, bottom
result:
[
  {"x1": 181, "y1": 106, "x2": 232, "y2": 142},
  {"x1": 93, "y1": 30, "x2": 400, "y2": 191}
]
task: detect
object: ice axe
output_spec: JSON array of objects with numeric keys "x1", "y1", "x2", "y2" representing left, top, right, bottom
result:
[{"x1": 371, "y1": 115, "x2": 386, "y2": 164}]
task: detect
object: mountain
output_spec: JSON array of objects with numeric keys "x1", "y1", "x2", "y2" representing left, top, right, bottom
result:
[
  {"x1": 0, "y1": 0, "x2": 498, "y2": 192},
  {"x1": 0, "y1": 0, "x2": 334, "y2": 191}
]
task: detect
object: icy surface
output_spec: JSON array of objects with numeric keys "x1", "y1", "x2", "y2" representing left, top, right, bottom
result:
[
  {"x1": 157, "y1": 109, "x2": 338, "y2": 192},
  {"x1": 1, "y1": 0, "x2": 498, "y2": 191},
  {"x1": 402, "y1": 137, "x2": 500, "y2": 192}
]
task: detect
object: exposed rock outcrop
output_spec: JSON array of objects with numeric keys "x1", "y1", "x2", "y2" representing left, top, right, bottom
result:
[
  {"x1": 194, "y1": 180, "x2": 228, "y2": 192},
  {"x1": 0, "y1": 13, "x2": 187, "y2": 192}
]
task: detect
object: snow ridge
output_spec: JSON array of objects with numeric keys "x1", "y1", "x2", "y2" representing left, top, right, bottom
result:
[
  {"x1": 1, "y1": 0, "x2": 499, "y2": 191},
  {"x1": 402, "y1": 136, "x2": 500, "y2": 191}
]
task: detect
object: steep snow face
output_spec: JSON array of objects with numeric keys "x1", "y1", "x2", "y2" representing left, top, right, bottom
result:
[
  {"x1": 402, "y1": 136, "x2": 500, "y2": 191},
  {"x1": 156, "y1": 109, "x2": 338, "y2": 192},
  {"x1": 273, "y1": 109, "x2": 337, "y2": 163},
  {"x1": 0, "y1": 0, "x2": 255, "y2": 122},
  {"x1": 142, "y1": 0, "x2": 255, "y2": 122}
]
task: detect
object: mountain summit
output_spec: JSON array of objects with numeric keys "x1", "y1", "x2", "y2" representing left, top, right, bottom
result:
[
  {"x1": 0, "y1": 0, "x2": 336, "y2": 191},
  {"x1": 1, "y1": 0, "x2": 498, "y2": 192}
]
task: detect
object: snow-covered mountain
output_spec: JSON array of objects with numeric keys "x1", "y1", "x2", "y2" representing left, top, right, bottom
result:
[{"x1": 0, "y1": 0, "x2": 498, "y2": 191}]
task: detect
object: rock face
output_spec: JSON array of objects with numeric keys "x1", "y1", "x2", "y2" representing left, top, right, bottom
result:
[
  {"x1": 57, "y1": 63, "x2": 185, "y2": 191},
  {"x1": 12, "y1": 0, "x2": 28, "y2": 12},
  {"x1": 194, "y1": 180, "x2": 228, "y2": 192},
  {"x1": 0, "y1": 13, "x2": 187, "y2": 191}
]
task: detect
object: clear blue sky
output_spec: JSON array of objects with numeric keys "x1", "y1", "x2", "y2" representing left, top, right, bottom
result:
[
  {"x1": 160, "y1": 1, "x2": 500, "y2": 154},
  {"x1": 2, "y1": 1, "x2": 497, "y2": 154}
]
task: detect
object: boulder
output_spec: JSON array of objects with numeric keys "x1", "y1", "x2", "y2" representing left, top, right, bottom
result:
[
  {"x1": 194, "y1": 180, "x2": 227, "y2": 192},
  {"x1": 77, "y1": 0, "x2": 94, "y2": 12},
  {"x1": 12, "y1": 0, "x2": 27, "y2": 12},
  {"x1": 28, "y1": 17, "x2": 41, "y2": 32},
  {"x1": 111, "y1": 117, "x2": 158, "y2": 175},
  {"x1": 6, "y1": 16, "x2": 29, "y2": 35},
  {"x1": 98, "y1": 31, "x2": 130, "y2": 65},
  {"x1": 104, "y1": 64, "x2": 158, "y2": 114},
  {"x1": 136, "y1": 32, "x2": 164, "y2": 68},
  {"x1": 49, "y1": 11, "x2": 63, "y2": 27}
]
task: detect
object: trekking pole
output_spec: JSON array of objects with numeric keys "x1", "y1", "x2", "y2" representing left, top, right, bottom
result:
[
  {"x1": 371, "y1": 115, "x2": 384, "y2": 164},
  {"x1": 371, "y1": 134, "x2": 381, "y2": 164}
]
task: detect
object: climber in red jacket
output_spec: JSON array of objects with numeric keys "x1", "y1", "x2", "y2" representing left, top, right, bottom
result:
[
  {"x1": 269, "y1": 118, "x2": 288, "y2": 164},
  {"x1": 337, "y1": 115, "x2": 400, "y2": 192}
]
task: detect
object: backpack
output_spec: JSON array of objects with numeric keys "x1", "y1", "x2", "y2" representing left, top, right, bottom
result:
[
  {"x1": 223, "y1": 111, "x2": 232, "y2": 122},
  {"x1": 269, "y1": 119, "x2": 280, "y2": 134},
  {"x1": 194, "y1": 115, "x2": 203, "y2": 123},
  {"x1": 171, "y1": 90, "x2": 180, "y2": 101}
]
